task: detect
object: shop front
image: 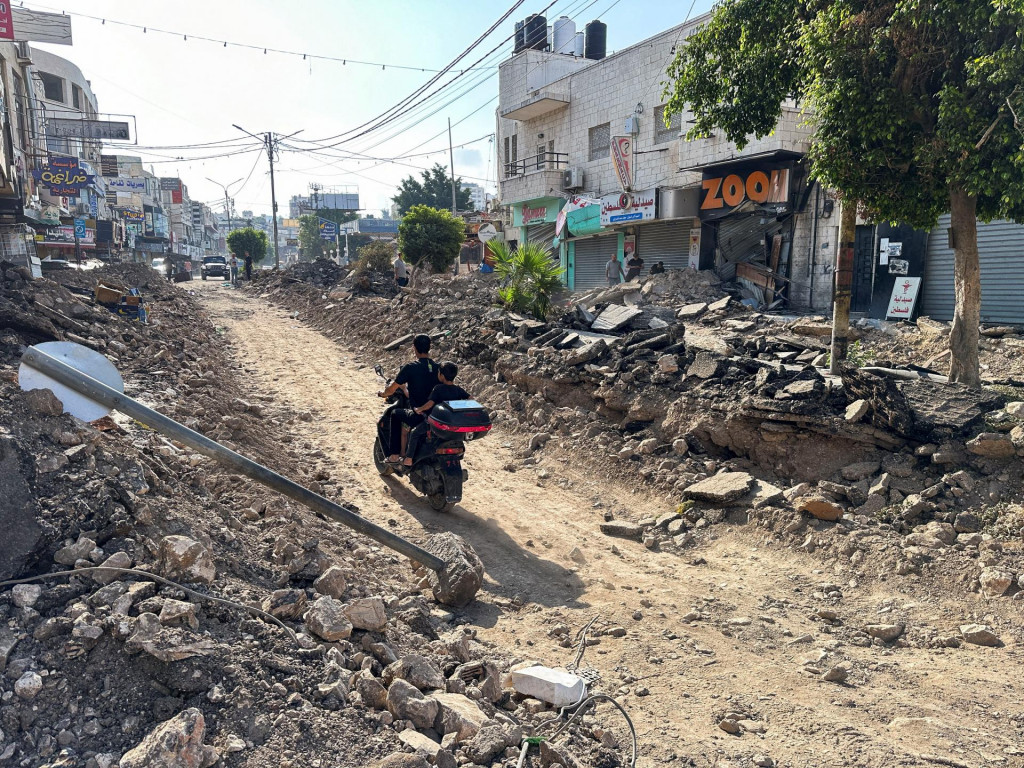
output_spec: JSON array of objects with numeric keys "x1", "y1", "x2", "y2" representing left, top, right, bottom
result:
[
  {"x1": 512, "y1": 197, "x2": 562, "y2": 250},
  {"x1": 555, "y1": 194, "x2": 617, "y2": 290},
  {"x1": 695, "y1": 152, "x2": 808, "y2": 305},
  {"x1": 597, "y1": 187, "x2": 702, "y2": 277},
  {"x1": 35, "y1": 223, "x2": 96, "y2": 264}
]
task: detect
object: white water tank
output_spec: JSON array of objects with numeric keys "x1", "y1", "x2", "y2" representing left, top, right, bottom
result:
[
  {"x1": 573, "y1": 31, "x2": 585, "y2": 57},
  {"x1": 553, "y1": 16, "x2": 576, "y2": 54}
]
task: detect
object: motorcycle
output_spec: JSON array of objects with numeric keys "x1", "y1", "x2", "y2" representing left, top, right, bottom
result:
[{"x1": 373, "y1": 365, "x2": 491, "y2": 511}]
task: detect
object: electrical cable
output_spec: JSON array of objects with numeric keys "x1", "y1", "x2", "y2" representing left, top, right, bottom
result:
[
  {"x1": 544, "y1": 694, "x2": 638, "y2": 768},
  {"x1": 21, "y1": 1, "x2": 503, "y2": 75},
  {"x1": 0, "y1": 567, "x2": 299, "y2": 645}
]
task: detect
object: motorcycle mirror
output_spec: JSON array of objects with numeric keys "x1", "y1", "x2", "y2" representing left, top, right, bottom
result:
[{"x1": 374, "y1": 365, "x2": 384, "y2": 378}]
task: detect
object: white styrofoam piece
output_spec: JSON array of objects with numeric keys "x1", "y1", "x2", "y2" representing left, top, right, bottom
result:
[{"x1": 510, "y1": 665, "x2": 586, "y2": 707}]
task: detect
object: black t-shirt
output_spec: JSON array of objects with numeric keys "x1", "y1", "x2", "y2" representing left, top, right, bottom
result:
[
  {"x1": 625, "y1": 256, "x2": 644, "y2": 278},
  {"x1": 395, "y1": 358, "x2": 437, "y2": 408},
  {"x1": 427, "y1": 383, "x2": 470, "y2": 409}
]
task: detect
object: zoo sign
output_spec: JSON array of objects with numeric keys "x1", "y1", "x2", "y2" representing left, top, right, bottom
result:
[{"x1": 699, "y1": 166, "x2": 791, "y2": 219}]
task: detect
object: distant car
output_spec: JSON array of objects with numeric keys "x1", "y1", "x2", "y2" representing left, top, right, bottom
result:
[
  {"x1": 201, "y1": 256, "x2": 228, "y2": 281},
  {"x1": 151, "y1": 258, "x2": 165, "y2": 271}
]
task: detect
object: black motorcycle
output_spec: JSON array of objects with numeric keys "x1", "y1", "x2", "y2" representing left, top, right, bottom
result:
[{"x1": 373, "y1": 365, "x2": 491, "y2": 511}]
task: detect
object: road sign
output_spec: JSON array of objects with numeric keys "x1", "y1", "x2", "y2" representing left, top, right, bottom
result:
[
  {"x1": 477, "y1": 223, "x2": 498, "y2": 243},
  {"x1": 73, "y1": 218, "x2": 86, "y2": 238}
]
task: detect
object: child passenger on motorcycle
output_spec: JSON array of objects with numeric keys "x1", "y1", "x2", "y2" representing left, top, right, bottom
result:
[{"x1": 403, "y1": 361, "x2": 470, "y2": 467}]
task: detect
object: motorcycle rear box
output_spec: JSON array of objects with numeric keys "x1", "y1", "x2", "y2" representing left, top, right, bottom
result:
[{"x1": 428, "y1": 400, "x2": 491, "y2": 440}]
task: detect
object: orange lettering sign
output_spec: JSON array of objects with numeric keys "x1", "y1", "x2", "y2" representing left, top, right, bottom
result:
[{"x1": 701, "y1": 177, "x2": 724, "y2": 209}]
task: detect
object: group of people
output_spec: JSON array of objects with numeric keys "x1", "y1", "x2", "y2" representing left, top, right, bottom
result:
[
  {"x1": 605, "y1": 252, "x2": 665, "y2": 287},
  {"x1": 378, "y1": 334, "x2": 470, "y2": 468}
]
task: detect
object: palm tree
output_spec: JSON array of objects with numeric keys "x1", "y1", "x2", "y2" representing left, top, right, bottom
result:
[{"x1": 488, "y1": 241, "x2": 565, "y2": 320}]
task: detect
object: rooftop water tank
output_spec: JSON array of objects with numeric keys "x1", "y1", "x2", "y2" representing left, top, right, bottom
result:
[
  {"x1": 514, "y1": 19, "x2": 526, "y2": 54},
  {"x1": 553, "y1": 16, "x2": 576, "y2": 54},
  {"x1": 525, "y1": 14, "x2": 548, "y2": 51},
  {"x1": 573, "y1": 31, "x2": 584, "y2": 57},
  {"x1": 584, "y1": 20, "x2": 607, "y2": 60}
]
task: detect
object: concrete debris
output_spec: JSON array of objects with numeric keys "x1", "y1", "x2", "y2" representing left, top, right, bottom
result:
[
  {"x1": 422, "y1": 533, "x2": 484, "y2": 608},
  {"x1": 959, "y1": 624, "x2": 1001, "y2": 647},
  {"x1": 119, "y1": 708, "x2": 218, "y2": 768},
  {"x1": 684, "y1": 472, "x2": 755, "y2": 504}
]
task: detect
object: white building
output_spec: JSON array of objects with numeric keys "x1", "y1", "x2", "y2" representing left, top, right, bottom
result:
[
  {"x1": 496, "y1": 15, "x2": 832, "y2": 310},
  {"x1": 462, "y1": 182, "x2": 488, "y2": 212}
]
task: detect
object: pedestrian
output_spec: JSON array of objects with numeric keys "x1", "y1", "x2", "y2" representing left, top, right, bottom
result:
[
  {"x1": 229, "y1": 254, "x2": 239, "y2": 286},
  {"x1": 394, "y1": 252, "x2": 409, "y2": 288},
  {"x1": 605, "y1": 253, "x2": 624, "y2": 287},
  {"x1": 650, "y1": 261, "x2": 665, "y2": 275},
  {"x1": 624, "y1": 251, "x2": 644, "y2": 281},
  {"x1": 243, "y1": 251, "x2": 253, "y2": 281},
  {"x1": 165, "y1": 258, "x2": 173, "y2": 282}
]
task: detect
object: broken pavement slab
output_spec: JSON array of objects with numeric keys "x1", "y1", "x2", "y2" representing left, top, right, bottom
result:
[
  {"x1": 591, "y1": 304, "x2": 643, "y2": 332},
  {"x1": 683, "y1": 472, "x2": 755, "y2": 504}
]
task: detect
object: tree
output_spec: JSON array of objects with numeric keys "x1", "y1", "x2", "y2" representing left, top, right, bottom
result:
[
  {"x1": 398, "y1": 205, "x2": 465, "y2": 274},
  {"x1": 227, "y1": 227, "x2": 268, "y2": 264},
  {"x1": 354, "y1": 240, "x2": 394, "y2": 273},
  {"x1": 489, "y1": 241, "x2": 564, "y2": 319},
  {"x1": 298, "y1": 211, "x2": 358, "y2": 262},
  {"x1": 392, "y1": 163, "x2": 472, "y2": 216},
  {"x1": 664, "y1": 0, "x2": 1024, "y2": 387}
]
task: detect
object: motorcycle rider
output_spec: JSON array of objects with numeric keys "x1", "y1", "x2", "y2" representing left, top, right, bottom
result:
[
  {"x1": 377, "y1": 334, "x2": 437, "y2": 464},
  {"x1": 402, "y1": 360, "x2": 470, "y2": 468}
]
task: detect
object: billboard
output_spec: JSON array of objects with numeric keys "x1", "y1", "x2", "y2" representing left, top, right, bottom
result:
[
  {"x1": 47, "y1": 118, "x2": 131, "y2": 141},
  {"x1": 321, "y1": 193, "x2": 359, "y2": 211},
  {"x1": 10, "y1": 8, "x2": 72, "y2": 45}
]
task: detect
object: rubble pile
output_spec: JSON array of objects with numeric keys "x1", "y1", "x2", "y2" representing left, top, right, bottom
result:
[
  {"x1": 1, "y1": 266, "x2": 632, "y2": 768},
  {"x1": 252, "y1": 263, "x2": 1024, "y2": 605},
  {"x1": 253, "y1": 257, "x2": 398, "y2": 298}
]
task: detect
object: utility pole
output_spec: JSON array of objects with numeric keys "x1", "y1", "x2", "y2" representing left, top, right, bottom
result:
[
  {"x1": 829, "y1": 202, "x2": 857, "y2": 374},
  {"x1": 448, "y1": 117, "x2": 457, "y2": 214},
  {"x1": 206, "y1": 176, "x2": 243, "y2": 253},
  {"x1": 233, "y1": 125, "x2": 303, "y2": 270}
]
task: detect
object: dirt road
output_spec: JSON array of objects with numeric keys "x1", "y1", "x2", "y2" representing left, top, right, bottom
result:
[{"x1": 193, "y1": 280, "x2": 1023, "y2": 768}]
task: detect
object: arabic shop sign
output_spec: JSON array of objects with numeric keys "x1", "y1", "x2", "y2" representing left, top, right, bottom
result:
[
  {"x1": 107, "y1": 177, "x2": 147, "y2": 193},
  {"x1": 115, "y1": 207, "x2": 146, "y2": 221},
  {"x1": 33, "y1": 156, "x2": 94, "y2": 196},
  {"x1": 599, "y1": 188, "x2": 656, "y2": 226},
  {"x1": 318, "y1": 217, "x2": 338, "y2": 241},
  {"x1": 37, "y1": 225, "x2": 96, "y2": 247},
  {"x1": 885, "y1": 277, "x2": 922, "y2": 320}
]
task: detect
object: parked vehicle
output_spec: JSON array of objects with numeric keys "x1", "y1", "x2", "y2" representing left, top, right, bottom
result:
[
  {"x1": 372, "y1": 365, "x2": 491, "y2": 511},
  {"x1": 201, "y1": 256, "x2": 228, "y2": 281},
  {"x1": 151, "y1": 257, "x2": 166, "y2": 271}
]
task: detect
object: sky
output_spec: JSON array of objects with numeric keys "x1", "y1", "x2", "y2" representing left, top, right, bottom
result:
[{"x1": 29, "y1": 0, "x2": 715, "y2": 217}]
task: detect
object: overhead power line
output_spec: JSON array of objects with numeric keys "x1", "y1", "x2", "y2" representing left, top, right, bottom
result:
[{"x1": 21, "y1": 1, "x2": 500, "y2": 74}]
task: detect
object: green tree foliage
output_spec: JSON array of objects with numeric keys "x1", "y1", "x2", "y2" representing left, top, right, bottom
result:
[
  {"x1": 397, "y1": 205, "x2": 466, "y2": 274},
  {"x1": 489, "y1": 241, "x2": 565, "y2": 319},
  {"x1": 297, "y1": 211, "x2": 358, "y2": 261},
  {"x1": 392, "y1": 164, "x2": 472, "y2": 216},
  {"x1": 355, "y1": 240, "x2": 394, "y2": 273},
  {"x1": 664, "y1": 0, "x2": 1024, "y2": 386},
  {"x1": 227, "y1": 227, "x2": 269, "y2": 264}
]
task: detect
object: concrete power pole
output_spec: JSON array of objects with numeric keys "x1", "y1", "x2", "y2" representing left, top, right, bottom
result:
[
  {"x1": 448, "y1": 118, "x2": 457, "y2": 215},
  {"x1": 829, "y1": 203, "x2": 857, "y2": 374}
]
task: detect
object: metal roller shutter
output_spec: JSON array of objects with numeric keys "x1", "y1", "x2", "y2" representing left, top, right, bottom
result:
[
  {"x1": 637, "y1": 220, "x2": 692, "y2": 272},
  {"x1": 573, "y1": 234, "x2": 618, "y2": 289},
  {"x1": 921, "y1": 215, "x2": 1024, "y2": 324},
  {"x1": 715, "y1": 214, "x2": 785, "y2": 281},
  {"x1": 527, "y1": 223, "x2": 556, "y2": 249}
]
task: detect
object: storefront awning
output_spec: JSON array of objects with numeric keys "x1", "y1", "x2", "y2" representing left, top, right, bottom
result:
[
  {"x1": 678, "y1": 149, "x2": 804, "y2": 174},
  {"x1": 566, "y1": 205, "x2": 604, "y2": 237}
]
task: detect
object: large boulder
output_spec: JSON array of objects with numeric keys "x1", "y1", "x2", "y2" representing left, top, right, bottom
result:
[
  {"x1": 119, "y1": 708, "x2": 219, "y2": 768},
  {"x1": 795, "y1": 496, "x2": 845, "y2": 522},
  {"x1": 384, "y1": 655, "x2": 445, "y2": 691},
  {"x1": 386, "y1": 679, "x2": 439, "y2": 730},
  {"x1": 979, "y1": 568, "x2": 1016, "y2": 598},
  {"x1": 158, "y1": 536, "x2": 216, "y2": 585},
  {"x1": 683, "y1": 472, "x2": 754, "y2": 504},
  {"x1": 344, "y1": 596, "x2": 388, "y2": 632},
  {"x1": 431, "y1": 692, "x2": 488, "y2": 741},
  {"x1": 966, "y1": 433, "x2": 1016, "y2": 459},
  {"x1": 423, "y1": 533, "x2": 484, "y2": 608},
  {"x1": 305, "y1": 596, "x2": 353, "y2": 641}
]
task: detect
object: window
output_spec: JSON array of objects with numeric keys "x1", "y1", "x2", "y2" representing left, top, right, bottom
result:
[
  {"x1": 39, "y1": 72, "x2": 64, "y2": 103},
  {"x1": 13, "y1": 75, "x2": 28, "y2": 150},
  {"x1": 536, "y1": 144, "x2": 546, "y2": 170},
  {"x1": 72, "y1": 84, "x2": 82, "y2": 110},
  {"x1": 588, "y1": 122, "x2": 610, "y2": 161},
  {"x1": 654, "y1": 105, "x2": 681, "y2": 144}
]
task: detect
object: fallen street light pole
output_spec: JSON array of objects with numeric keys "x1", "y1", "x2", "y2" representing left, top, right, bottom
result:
[{"x1": 20, "y1": 346, "x2": 446, "y2": 573}]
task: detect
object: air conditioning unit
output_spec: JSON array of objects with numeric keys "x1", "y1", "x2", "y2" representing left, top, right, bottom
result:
[
  {"x1": 74, "y1": 203, "x2": 91, "y2": 215},
  {"x1": 562, "y1": 167, "x2": 582, "y2": 190}
]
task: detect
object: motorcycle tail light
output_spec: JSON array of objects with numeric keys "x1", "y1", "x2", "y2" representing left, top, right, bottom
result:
[{"x1": 436, "y1": 446, "x2": 465, "y2": 455}]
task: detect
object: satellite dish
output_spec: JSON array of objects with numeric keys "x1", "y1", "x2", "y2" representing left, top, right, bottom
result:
[{"x1": 18, "y1": 341, "x2": 124, "y2": 422}]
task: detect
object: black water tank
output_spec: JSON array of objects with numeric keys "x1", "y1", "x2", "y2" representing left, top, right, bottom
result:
[
  {"x1": 514, "y1": 19, "x2": 526, "y2": 54},
  {"x1": 585, "y1": 20, "x2": 607, "y2": 60},
  {"x1": 525, "y1": 14, "x2": 548, "y2": 50}
]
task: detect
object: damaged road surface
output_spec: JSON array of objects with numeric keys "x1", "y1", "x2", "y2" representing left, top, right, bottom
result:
[{"x1": 186, "y1": 277, "x2": 1024, "y2": 768}]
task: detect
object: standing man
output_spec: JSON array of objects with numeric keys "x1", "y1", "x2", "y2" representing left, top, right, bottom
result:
[
  {"x1": 377, "y1": 334, "x2": 437, "y2": 464},
  {"x1": 605, "y1": 253, "x2": 624, "y2": 287},
  {"x1": 229, "y1": 254, "x2": 239, "y2": 286},
  {"x1": 243, "y1": 251, "x2": 253, "y2": 281},
  {"x1": 394, "y1": 252, "x2": 409, "y2": 288},
  {"x1": 624, "y1": 251, "x2": 644, "y2": 282}
]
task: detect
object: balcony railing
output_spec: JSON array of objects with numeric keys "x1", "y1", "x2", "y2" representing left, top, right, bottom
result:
[{"x1": 504, "y1": 151, "x2": 568, "y2": 179}]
